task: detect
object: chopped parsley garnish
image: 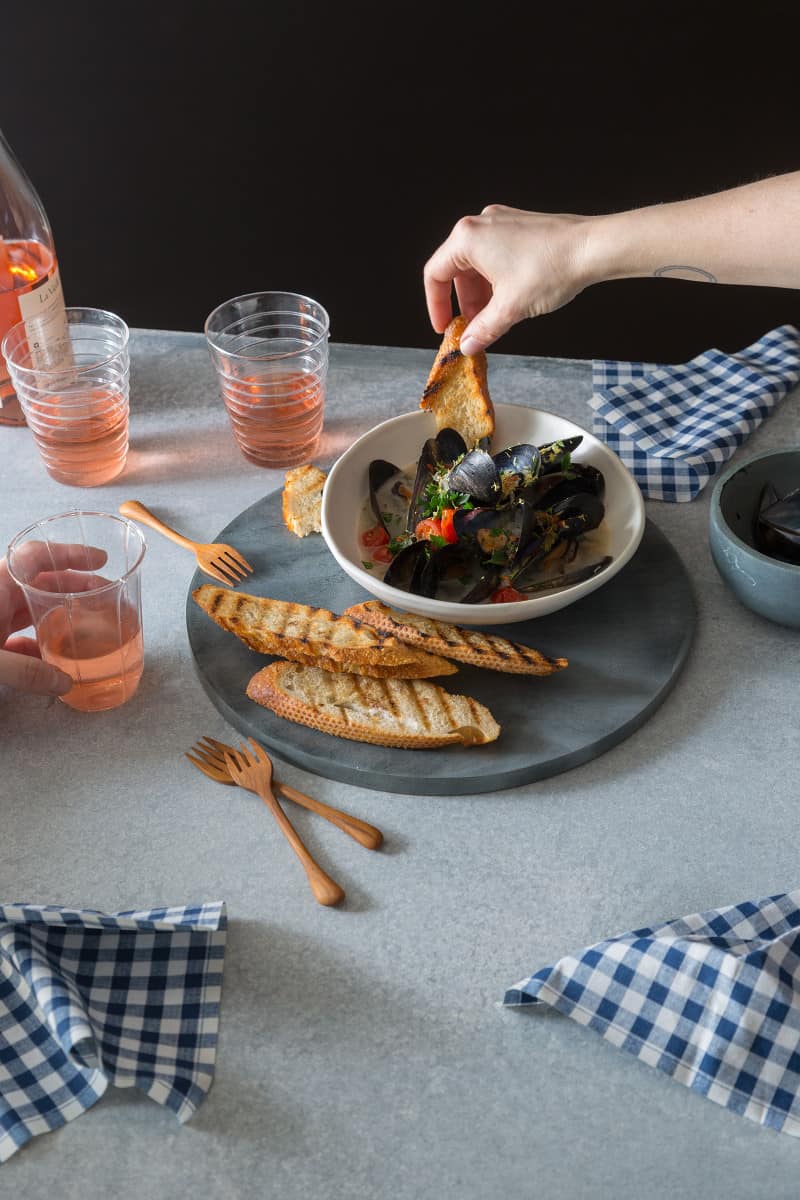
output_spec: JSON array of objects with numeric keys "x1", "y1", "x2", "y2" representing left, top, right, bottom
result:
[
  {"x1": 422, "y1": 479, "x2": 473, "y2": 519},
  {"x1": 361, "y1": 560, "x2": 374, "y2": 570},
  {"x1": 428, "y1": 534, "x2": 448, "y2": 548}
]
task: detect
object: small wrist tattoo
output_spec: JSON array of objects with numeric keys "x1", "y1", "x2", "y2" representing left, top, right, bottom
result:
[{"x1": 653, "y1": 265, "x2": 718, "y2": 283}]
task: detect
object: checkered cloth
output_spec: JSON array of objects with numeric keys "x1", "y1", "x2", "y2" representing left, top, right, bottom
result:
[
  {"x1": 0, "y1": 901, "x2": 227, "y2": 1162},
  {"x1": 590, "y1": 325, "x2": 800, "y2": 501},
  {"x1": 504, "y1": 891, "x2": 800, "y2": 1136}
]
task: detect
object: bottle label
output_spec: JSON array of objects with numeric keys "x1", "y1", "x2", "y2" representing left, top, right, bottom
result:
[{"x1": 17, "y1": 265, "x2": 71, "y2": 371}]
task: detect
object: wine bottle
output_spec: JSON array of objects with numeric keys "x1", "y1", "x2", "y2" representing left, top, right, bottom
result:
[{"x1": 0, "y1": 128, "x2": 70, "y2": 427}]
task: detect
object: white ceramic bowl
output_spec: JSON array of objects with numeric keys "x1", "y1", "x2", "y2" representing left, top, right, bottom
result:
[{"x1": 321, "y1": 402, "x2": 645, "y2": 625}]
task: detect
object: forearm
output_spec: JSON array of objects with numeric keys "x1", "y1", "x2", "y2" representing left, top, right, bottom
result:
[{"x1": 583, "y1": 172, "x2": 800, "y2": 289}]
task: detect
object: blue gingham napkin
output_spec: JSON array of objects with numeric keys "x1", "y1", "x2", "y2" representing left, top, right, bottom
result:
[
  {"x1": 0, "y1": 901, "x2": 227, "y2": 1162},
  {"x1": 590, "y1": 325, "x2": 800, "y2": 501},
  {"x1": 504, "y1": 891, "x2": 800, "y2": 1136}
]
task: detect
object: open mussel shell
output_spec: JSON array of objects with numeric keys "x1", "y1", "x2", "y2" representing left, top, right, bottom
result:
[
  {"x1": 453, "y1": 501, "x2": 530, "y2": 567},
  {"x1": 756, "y1": 485, "x2": 800, "y2": 563},
  {"x1": 369, "y1": 459, "x2": 405, "y2": 533},
  {"x1": 382, "y1": 539, "x2": 429, "y2": 593},
  {"x1": 550, "y1": 492, "x2": 606, "y2": 535},
  {"x1": 444, "y1": 449, "x2": 501, "y2": 505},
  {"x1": 406, "y1": 437, "x2": 441, "y2": 533},
  {"x1": 538, "y1": 435, "x2": 583, "y2": 474},
  {"x1": 520, "y1": 463, "x2": 605, "y2": 510},
  {"x1": 405, "y1": 428, "x2": 470, "y2": 534},
  {"x1": 515, "y1": 556, "x2": 613, "y2": 595},
  {"x1": 435, "y1": 426, "x2": 468, "y2": 466},
  {"x1": 418, "y1": 541, "x2": 500, "y2": 603},
  {"x1": 491, "y1": 443, "x2": 542, "y2": 490}
]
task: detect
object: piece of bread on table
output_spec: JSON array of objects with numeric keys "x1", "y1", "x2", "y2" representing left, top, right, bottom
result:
[
  {"x1": 282, "y1": 464, "x2": 327, "y2": 537},
  {"x1": 192, "y1": 584, "x2": 456, "y2": 677},
  {"x1": 419, "y1": 315, "x2": 494, "y2": 448},
  {"x1": 346, "y1": 600, "x2": 568, "y2": 676},
  {"x1": 246, "y1": 661, "x2": 500, "y2": 748}
]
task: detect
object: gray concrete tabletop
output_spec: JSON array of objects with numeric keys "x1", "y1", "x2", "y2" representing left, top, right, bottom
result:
[{"x1": 1, "y1": 330, "x2": 799, "y2": 1199}]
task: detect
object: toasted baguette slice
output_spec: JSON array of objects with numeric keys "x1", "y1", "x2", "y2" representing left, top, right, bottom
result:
[
  {"x1": 289, "y1": 646, "x2": 457, "y2": 679},
  {"x1": 192, "y1": 584, "x2": 450, "y2": 672},
  {"x1": 346, "y1": 600, "x2": 568, "y2": 676},
  {"x1": 247, "y1": 662, "x2": 500, "y2": 748},
  {"x1": 282, "y1": 464, "x2": 327, "y2": 537},
  {"x1": 419, "y1": 315, "x2": 494, "y2": 448}
]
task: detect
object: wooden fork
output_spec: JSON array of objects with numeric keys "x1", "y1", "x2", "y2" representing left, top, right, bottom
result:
[
  {"x1": 186, "y1": 736, "x2": 383, "y2": 850},
  {"x1": 222, "y1": 738, "x2": 345, "y2": 907},
  {"x1": 119, "y1": 500, "x2": 253, "y2": 586}
]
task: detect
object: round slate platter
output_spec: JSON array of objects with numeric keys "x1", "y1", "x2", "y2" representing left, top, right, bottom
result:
[{"x1": 185, "y1": 492, "x2": 696, "y2": 795}]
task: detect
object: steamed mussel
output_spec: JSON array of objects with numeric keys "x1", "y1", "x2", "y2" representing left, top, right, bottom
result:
[
  {"x1": 359, "y1": 426, "x2": 612, "y2": 604},
  {"x1": 756, "y1": 482, "x2": 800, "y2": 564}
]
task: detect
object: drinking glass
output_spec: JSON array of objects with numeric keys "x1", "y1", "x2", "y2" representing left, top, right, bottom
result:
[
  {"x1": 204, "y1": 291, "x2": 329, "y2": 468},
  {"x1": 2, "y1": 307, "x2": 130, "y2": 486},
  {"x1": 7, "y1": 511, "x2": 146, "y2": 712}
]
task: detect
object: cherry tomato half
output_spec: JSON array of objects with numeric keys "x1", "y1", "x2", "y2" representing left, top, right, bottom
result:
[
  {"x1": 415, "y1": 517, "x2": 443, "y2": 541},
  {"x1": 490, "y1": 586, "x2": 527, "y2": 604},
  {"x1": 361, "y1": 523, "x2": 389, "y2": 547},
  {"x1": 371, "y1": 545, "x2": 394, "y2": 564},
  {"x1": 440, "y1": 507, "x2": 458, "y2": 544}
]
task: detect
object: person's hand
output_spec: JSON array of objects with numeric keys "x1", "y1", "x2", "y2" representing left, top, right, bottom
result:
[
  {"x1": 0, "y1": 543, "x2": 107, "y2": 696},
  {"x1": 424, "y1": 204, "x2": 593, "y2": 354}
]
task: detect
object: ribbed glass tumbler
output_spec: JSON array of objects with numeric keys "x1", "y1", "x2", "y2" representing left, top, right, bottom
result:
[
  {"x1": 204, "y1": 291, "x2": 329, "y2": 468},
  {"x1": 2, "y1": 307, "x2": 130, "y2": 487}
]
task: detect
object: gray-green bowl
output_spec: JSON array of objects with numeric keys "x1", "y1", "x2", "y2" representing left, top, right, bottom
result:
[{"x1": 709, "y1": 448, "x2": 800, "y2": 628}]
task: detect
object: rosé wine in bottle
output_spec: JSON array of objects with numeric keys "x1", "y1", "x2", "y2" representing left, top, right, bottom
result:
[{"x1": 0, "y1": 129, "x2": 70, "y2": 427}]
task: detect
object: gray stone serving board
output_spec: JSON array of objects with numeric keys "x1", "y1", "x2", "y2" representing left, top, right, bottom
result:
[{"x1": 185, "y1": 491, "x2": 696, "y2": 795}]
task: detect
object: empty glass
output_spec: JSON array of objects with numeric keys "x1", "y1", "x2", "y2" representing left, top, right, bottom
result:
[
  {"x1": 204, "y1": 291, "x2": 329, "y2": 468},
  {"x1": 7, "y1": 511, "x2": 146, "y2": 712}
]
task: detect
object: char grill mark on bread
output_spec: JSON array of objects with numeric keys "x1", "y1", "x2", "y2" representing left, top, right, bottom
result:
[
  {"x1": 246, "y1": 662, "x2": 501, "y2": 748},
  {"x1": 192, "y1": 585, "x2": 458, "y2": 677},
  {"x1": 419, "y1": 315, "x2": 495, "y2": 448},
  {"x1": 344, "y1": 601, "x2": 568, "y2": 676}
]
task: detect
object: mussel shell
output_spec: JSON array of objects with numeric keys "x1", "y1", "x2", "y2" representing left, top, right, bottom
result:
[
  {"x1": 453, "y1": 501, "x2": 529, "y2": 567},
  {"x1": 757, "y1": 486, "x2": 800, "y2": 562},
  {"x1": 538, "y1": 435, "x2": 583, "y2": 474},
  {"x1": 550, "y1": 492, "x2": 606, "y2": 535},
  {"x1": 491, "y1": 443, "x2": 542, "y2": 489},
  {"x1": 406, "y1": 437, "x2": 441, "y2": 533},
  {"x1": 435, "y1": 427, "x2": 469, "y2": 467},
  {"x1": 418, "y1": 541, "x2": 500, "y2": 603},
  {"x1": 405, "y1": 429, "x2": 471, "y2": 534},
  {"x1": 369, "y1": 459, "x2": 403, "y2": 532},
  {"x1": 520, "y1": 464, "x2": 605, "y2": 510},
  {"x1": 515, "y1": 556, "x2": 613, "y2": 595},
  {"x1": 382, "y1": 539, "x2": 430, "y2": 593},
  {"x1": 444, "y1": 449, "x2": 502, "y2": 504}
]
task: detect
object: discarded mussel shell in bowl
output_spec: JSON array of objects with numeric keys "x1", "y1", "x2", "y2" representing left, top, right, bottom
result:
[{"x1": 756, "y1": 483, "x2": 800, "y2": 564}]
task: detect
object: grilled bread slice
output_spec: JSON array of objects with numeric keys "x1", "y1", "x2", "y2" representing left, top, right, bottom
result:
[
  {"x1": 289, "y1": 647, "x2": 457, "y2": 679},
  {"x1": 192, "y1": 585, "x2": 455, "y2": 674},
  {"x1": 282, "y1": 464, "x2": 327, "y2": 537},
  {"x1": 419, "y1": 315, "x2": 494, "y2": 448},
  {"x1": 247, "y1": 662, "x2": 500, "y2": 748},
  {"x1": 346, "y1": 600, "x2": 568, "y2": 676}
]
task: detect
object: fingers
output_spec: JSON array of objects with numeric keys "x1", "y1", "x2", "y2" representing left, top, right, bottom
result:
[
  {"x1": 2, "y1": 542, "x2": 107, "y2": 587},
  {"x1": 3, "y1": 636, "x2": 40, "y2": 657},
  {"x1": 460, "y1": 294, "x2": 519, "y2": 356},
  {"x1": 32, "y1": 570, "x2": 111, "y2": 595},
  {"x1": 0, "y1": 647, "x2": 72, "y2": 696},
  {"x1": 453, "y1": 269, "x2": 493, "y2": 326}
]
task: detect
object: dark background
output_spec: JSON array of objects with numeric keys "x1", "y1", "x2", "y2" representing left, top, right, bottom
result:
[{"x1": 3, "y1": 0, "x2": 800, "y2": 362}]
